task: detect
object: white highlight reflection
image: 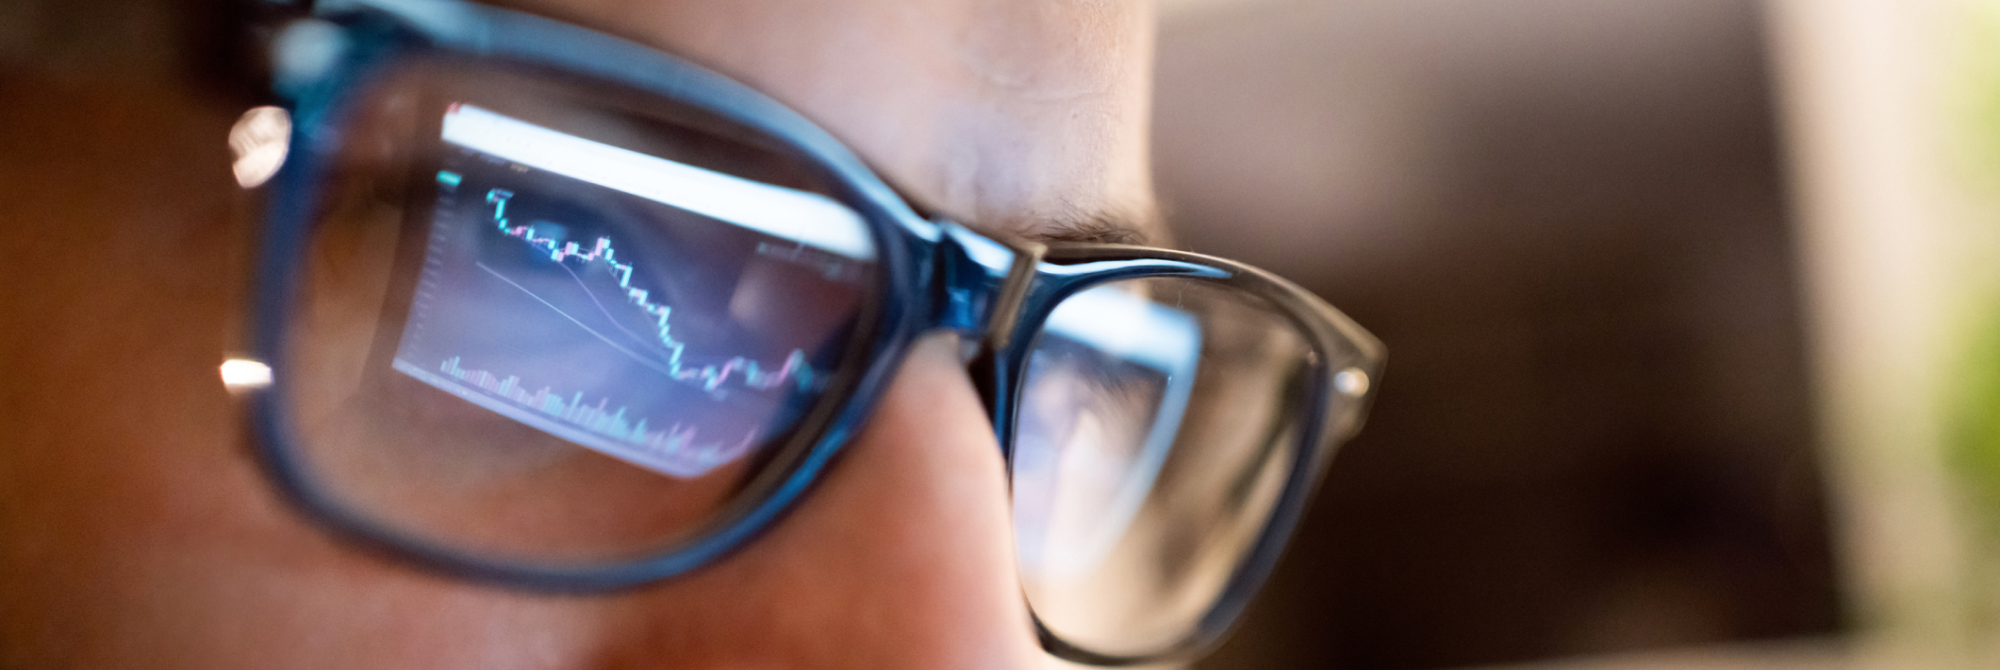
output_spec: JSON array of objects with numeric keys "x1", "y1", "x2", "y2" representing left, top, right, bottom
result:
[
  {"x1": 219, "y1": 358, "x2": 273, "y2": 392},
  {"x1": 229, "y1": 106, "x2": 291, "y2": 188},
  {"x1": 441, "y1": 104, "x2": 875, "y2": 260}
]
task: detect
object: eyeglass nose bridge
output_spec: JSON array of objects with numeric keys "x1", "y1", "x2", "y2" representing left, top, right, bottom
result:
[{"x1": 930, "y1": 222, "x2": 1046, "y2": 353}]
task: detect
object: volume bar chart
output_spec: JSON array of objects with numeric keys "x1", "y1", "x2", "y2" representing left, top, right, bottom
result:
[{"x1": 394, "y1": 355, "x2": 756, "y2": 477}]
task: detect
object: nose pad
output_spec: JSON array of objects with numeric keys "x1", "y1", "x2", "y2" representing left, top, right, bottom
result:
[
  {"x1": 956, "y1": 331, "x2": 983, "y2": 365},
  {"x1": 952, "y1": 336, "x2": 1016, "y2": 462}
]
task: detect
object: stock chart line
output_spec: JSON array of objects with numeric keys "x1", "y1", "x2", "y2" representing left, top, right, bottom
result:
[{"x1": 482, "y1": 187, "x2": 815, "y2": 393}]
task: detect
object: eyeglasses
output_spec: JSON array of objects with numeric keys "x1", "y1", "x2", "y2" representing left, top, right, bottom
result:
[{"x1": 234, "y1": 0, "x2": 1383, "y2": 663}]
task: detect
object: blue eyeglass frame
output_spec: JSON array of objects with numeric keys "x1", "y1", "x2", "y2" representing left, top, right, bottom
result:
[{"x1": 240, "y1": 0, "x2": 1384, "y2": 664}]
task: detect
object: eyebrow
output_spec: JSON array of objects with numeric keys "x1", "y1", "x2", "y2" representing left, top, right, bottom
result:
[
  {"x1": 894, "y1": 187, "x2": 1163, "y2": 247},
  {"x1": 1023, "y1": 209, "x2": 1160, "y2": 247}
]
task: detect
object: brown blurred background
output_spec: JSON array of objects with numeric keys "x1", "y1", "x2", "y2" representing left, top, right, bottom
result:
[{"x1": 1151, "y1": 1, "x2": 1842, "y2": 668}]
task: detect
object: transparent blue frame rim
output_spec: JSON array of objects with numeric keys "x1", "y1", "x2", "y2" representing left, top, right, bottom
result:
[{"x1": 239, "y1": 0, "x2": 1385, "y2": 665}]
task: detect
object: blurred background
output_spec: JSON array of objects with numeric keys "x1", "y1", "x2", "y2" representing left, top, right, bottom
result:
[
  {"x1": 1150, "y1": 0, "x2": 2000, "y2": 669},
  {"x1": 1156, "y1": 0, "x2": 1834, "y2": 667},
  {"x1": 7, "y1": 0, "x2": 2000, "y2": 668}
]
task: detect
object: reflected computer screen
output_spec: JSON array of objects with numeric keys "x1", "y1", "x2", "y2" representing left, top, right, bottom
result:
[{"x1": 391, "y1": 104, "x2": 873, "y2": 478}]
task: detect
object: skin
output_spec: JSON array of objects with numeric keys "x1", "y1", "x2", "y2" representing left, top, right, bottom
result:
[{"x1": 0, "y1": 0, "x2": 1162, "y2": 668}]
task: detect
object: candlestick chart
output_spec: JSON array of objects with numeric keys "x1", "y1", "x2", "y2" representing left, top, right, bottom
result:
[{"x1": 484, "y1": 188, "x2": 816, "y2": 395}]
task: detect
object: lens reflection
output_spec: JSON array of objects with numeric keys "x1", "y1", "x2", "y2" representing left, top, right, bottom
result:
[
  {"x1": 1013, "y1": 277, "x2": 1316, "y2": 656},
  {"x1": 280, "y1": 64, "x2": 877, "y2": 563},
  {"x1": 397, "y1": 104, "x2": 866, "y2": 479}
]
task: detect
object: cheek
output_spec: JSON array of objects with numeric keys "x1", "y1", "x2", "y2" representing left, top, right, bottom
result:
[
  {"x1": 592, "y1": 337, "x2": 1044, "y2": 669},
  {"x1": 0, "y1": 79, "x2": 253, "y2": 662},
  {"x1": 0, "y1": 81, "x2": 602, "y2": 669}
]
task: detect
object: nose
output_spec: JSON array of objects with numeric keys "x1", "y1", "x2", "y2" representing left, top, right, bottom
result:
[{"x1": 586, "y1": 333, "x2": 1045, "y2": 669}]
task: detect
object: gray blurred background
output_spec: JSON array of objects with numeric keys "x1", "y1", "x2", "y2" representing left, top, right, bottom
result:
[{"x1": 1152, "y1": 1, "x2": 1841, "y2": 668}]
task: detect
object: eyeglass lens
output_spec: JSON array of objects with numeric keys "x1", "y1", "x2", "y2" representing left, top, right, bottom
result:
[
  {"x1": 1012, "y1": 277, "x2": 1317, "y2": 656},
  {"x1": 279, "y1": 62, "x2": 879, "y2": 563}
]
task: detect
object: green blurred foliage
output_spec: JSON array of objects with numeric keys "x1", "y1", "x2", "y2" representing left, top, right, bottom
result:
[
  {"x1": 1950, "y1": 4, "x2": 2000, "y2": 540},
  {"x1": 1952, "y1": 309, "x2": 2000, "y2": 534}
]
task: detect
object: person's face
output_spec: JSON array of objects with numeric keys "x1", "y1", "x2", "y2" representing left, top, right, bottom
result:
[{"x1": 0, "y1": 0, "x2": 1161, "y2": 667}]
